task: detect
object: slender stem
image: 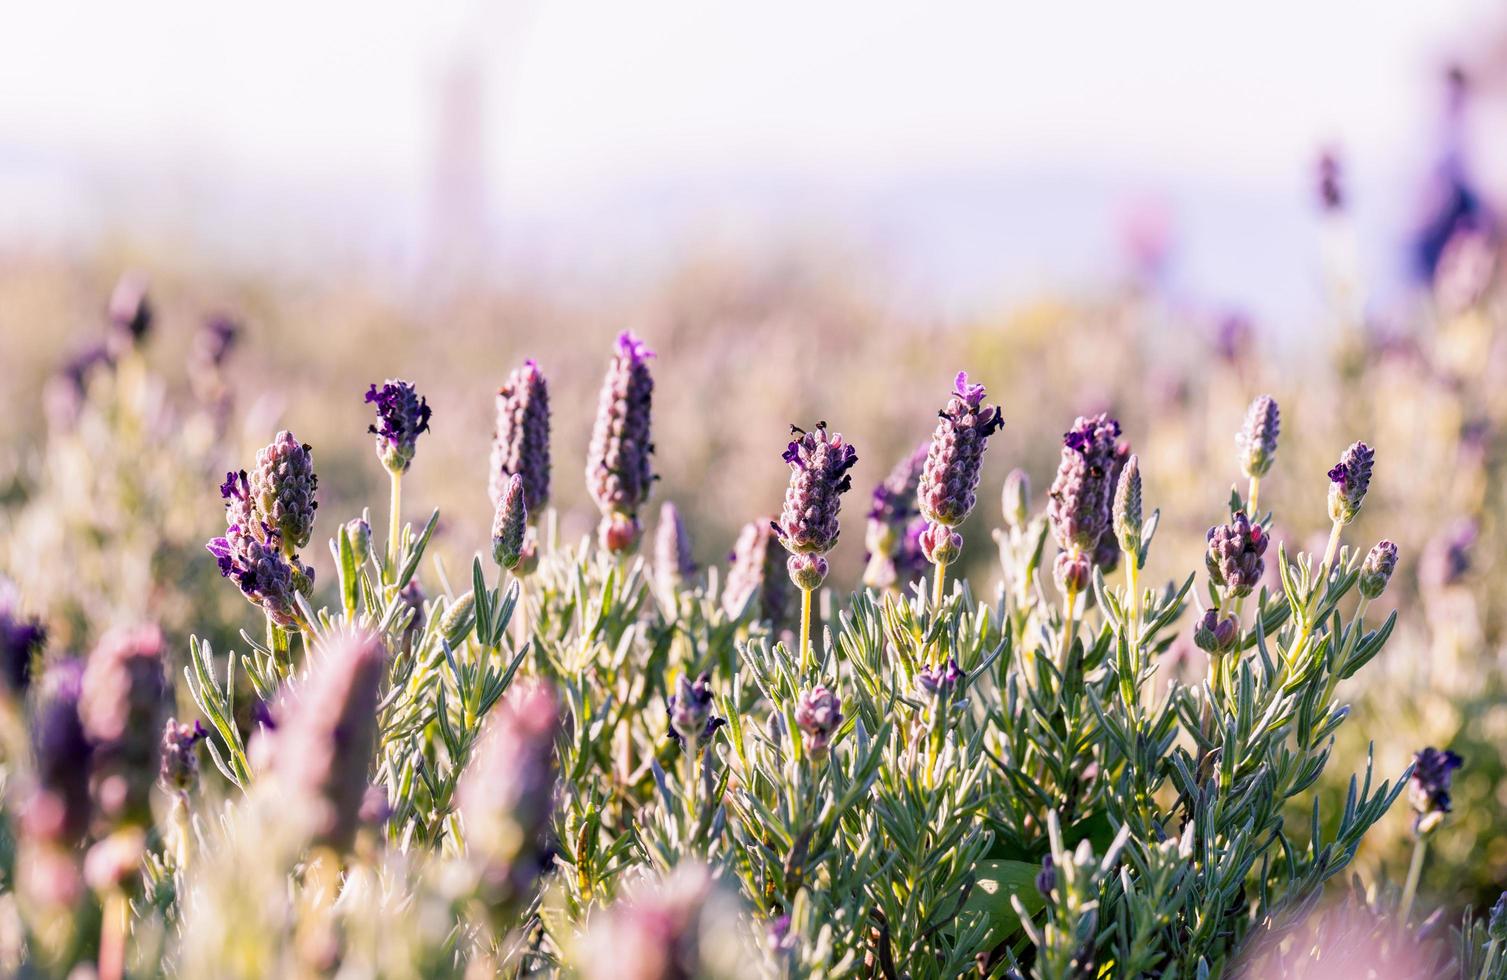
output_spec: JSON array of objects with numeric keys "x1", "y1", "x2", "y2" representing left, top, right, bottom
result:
[
  {"x1": 932, "y1": 558, "x2": 948, "y2": 611},
  {"x1": 1322, "y1": 519, "x2": 1343, "y2": 571},
  {"x1": 1058, "y1": 586, "x2": 1079, "y2": 676},
  {"x1": 1125, "y1": 557, "x2": 1140, "y2": 648},
  {"x1": 387, "y1": 469, "x2": 404, "y2": 579},
  {"x1": 171, "y1": 794, "x2": 193, "y2": 868},
  {"x1": 98, "y1": 887, "x2": 128, "y2": 980},
  {"x1": 1247, "y1": 475, "x2": 1261, "y2": 517},
  {"x1": 799, "y1": 586, "x2": 814, "y2": 675},
  {"x1": 1399, "y1": 834, "x2": 1428, "y2": 926}
]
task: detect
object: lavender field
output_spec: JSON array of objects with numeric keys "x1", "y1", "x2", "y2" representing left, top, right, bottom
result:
[{"x1": 2, "y1": 5, "x2": 1507, "y2": 978}]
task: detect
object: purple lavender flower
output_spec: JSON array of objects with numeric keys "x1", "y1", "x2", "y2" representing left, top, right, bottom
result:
[
  {"x1": 794, "y1": 685, "x2": 843, "y2": 761},
  {"x1": 774, "y1": 423, "x2": 858, "y2": 591},
  {"x1": 1048, "y1": 414, "x2": 1123, "y2": 553},
  {"x1": 587, "y1": 332, "x2": 656, "y2": 554},
  {"x1": 0, "y1": 580, "x2": 45, "y2": 695},
  {"x1": 490, "y1": 359, "x2": 551, "y2": 515},
  {"x1": 724, "y1": 519, "x2": 792, "y2": 630},
  {"x1": 1213, "y1": 312, "x2": 1253, "y2": 366},
  {"x1": 1326, "y1": 441, "x2": 1375, "y2": 525},
  {"x1": 1205, "y1": 513, "x2": 1268, "y2": 598},
  {"x1": 207, "y1": 469, "x2": 310, "y2": 627},
  {"x1": 80, "y1": 625, "x2": 168, "y2": 830},
  {"x1": 1409, "y1": 747, "x2": 1463, "y2": 834},
  {"x1": 1237, "y1": 395, "x2": 1280, "y2": 481},
  {"x1": 1317, "y1": 150, "x2": 1344, "y2": 213},
  {"x1": 1054, "y1": 551, "x2": 1093, "y2": 595},
  {"x1": 105, "y1": 273, "x2": 152, "y2": 354},
  {"x1": 864, "y1": 441, "x2": 929, "y2": 589},
  {"x1": 44, "y1": 343, "x2": 115, "y2": 430},
  {"x1": 457, "y1": 682, "x2": 560, "y2": 914},
  {"x1": 158, "y1": 718, "x2": 208, "y2": 795},
  {"x1": 366, "y1": 379, "x2": 432, "y2": 474},
  {"x1": 24, "y1": 660, "x2": 92, "y2": 847},
  {"x1": 271, "y1": 630, "x2": 388, "y2": 851},
  {"x1": 190, "y1": 314, "x2": 239, "y2": 376},
  {"x1": 916, "y1": 658, "x2": 963, "y2": 699},
  {"x1": 1193, "y1": 608, "x2": 1239, "y2": 653},
  {"x1": 249, "y1": 430, "x2": 319, "y2": 551},
  {"x1": 918, "y1": 522, "x2": 963, "y2": 566},
  {"x1": 1421, "y1": 519, "x2": 1475, "y2": 590},
  {"x1": 1358, "y1": 540, "x2": 1399, "y2": 599},
  {"x1": 1093, "y1": 442, "x2": 1132, "y2": 573},
  {"x1": 917, "y1": 372, "x2": 1004, "y2": 528},
  {"x1": 667, "y1": 673, "x2": 725, "y2": 751},
  {"x1": 655, "y1": 501, "x2": 696, "y2": 594},
  {"x1": 1035, "y1": 854, "x2": 1057, "y2": 897},
  {"x1": 492, "y1": 474, "x2": 528, "y2": 571}
]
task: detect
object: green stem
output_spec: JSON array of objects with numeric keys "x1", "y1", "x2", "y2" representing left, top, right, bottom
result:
[
  {"x1": 387, "y1": 469, "x2": 404, "y2": 580},
  {"x1": 1399, "y1": 834, "x2": 1428, "y2": 926},
  {"x1": 1058, "y1": 585, "x2": 1079, "y2": 676},
  {"x1": 1322, "y1": 519, "x2": 1343, "y2": 571},
  {"x1": 932, "y1": 558, "x2": 948, "y2": 611},
  {"x1": 799, "y1": 586, "x2": 814, "y2": 675},
  {"x1": 1247, "y1": 475, "x2": 1261, "y2": 517}
]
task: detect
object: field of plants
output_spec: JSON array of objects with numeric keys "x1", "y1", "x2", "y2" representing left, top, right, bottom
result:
[{"x1": 1, "y1": 161, "x2": 1506, "y2": 978}]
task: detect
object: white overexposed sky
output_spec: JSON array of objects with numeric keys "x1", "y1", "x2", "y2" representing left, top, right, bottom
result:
[{"x1": 0, "y1": 0, "x2": 1496, "y2": 318}]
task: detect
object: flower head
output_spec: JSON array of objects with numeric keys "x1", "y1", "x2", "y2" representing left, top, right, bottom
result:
[
  {"x1": 724, "y1": 519, "x2": 792, "y2": 631},
  {"x1": 1326, "y1": 441, "x2": 1374, "y2": 526},
  {"x1": 343, "y1": 517, "x2": 372, "y2": 566},
  {"x1": 774, "y1": 423, "x2": 858, "y2": 593},
  {"x1": 667, "y1": 673, "x2": 725, "y2": 752},
  {"x1": 190, "y1": 314, "x2": 239, "y2": 377},
  {"x1": 1358, "y1": 540, "x2": 1399, "y2": 599},
  {"x1": 655, "y1": 501, "x2": 696, "y2": 595},
  {"x1": 270, "y1": 630, "x2": 388, "y2": 851},
  {"x1": 1408, "y1": 747, "x2": 1463, "y2": 835},
  {"x1": 1205, "y1": 512, "x2": 1268, "y2": 598},
  {"x1": 1237, "y1": 395, "x2": 1281, "y2": 481},
  {"x1": 80, "y1": 625, "x2": 168, "y2": 830},
  {"x1": 207, "y1": 467, "x2": 312, "y2": 627},
  {"x1": 492, "y1": 474, "x2": 529, "y2": 571},
  {"x1": 490, "y1": 359, "x2": 551, "y2": 515},
  {"x1": 366, "y1": 379, "x2": 432, "y2": 474},
  {"x1": 106, "y1": 273, "x2": 153, "y2": 354},
  {"x1": 0, "y1": 580, "x2": 45, "y2": 695},
  {"x1": 1112, "y1": 454, "x2": 1143, "y2": 560},
  {"x1": 1048, "y1": 414, "x2": 1123, "y2": 552},
  {"x1": 1193, "y1": 608, "x2": 1239, "y2": 653},
  {"x1": 158, "y1": 718, "x2": 208, "y2": 795},
  {"x1": 249, "y1": 431, "x2": 319, "y2": 551},
  {"x1": 1421, "y1": 519, "x2": 1475, "y2": 591},
  {"x1": 916, "y1": 658, "x2": 963, "y2": 699},
  {"x1": 864, "y1": 442, "x2": 930, "y2": 589},
  {"x1": 587, "y1": 332, "x2": 656, "y2": 553},
  {"x1": 917, "y1": 372, "x2": 1004, "y2": 528},
  {"x1": 794, "y1": 686, "x2": 843, "y2": 761},
  {"x1": 24, "y1": 660, "x2": 92, "y2": 847}
]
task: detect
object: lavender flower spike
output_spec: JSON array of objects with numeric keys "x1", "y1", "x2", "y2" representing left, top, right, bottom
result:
[
  {"x1": 918, "y1": 372, "x2": 1004, "y2": 529},
  {"x1": 249, "y1": 430, "x2": 319, "y2": 552},
  {"x1": 794, "y1": 685, "x2": 843, "y2": 762},
  {"x1": 207, "y1": 468, "x2": 312, "y2": 627},
  {"x1": 271, "y1": 629, "x2": 388, "y2": 852},
  {"x1": 158, "y1": 718, "x2": 208, "y2": 795},
  {"x1": 724, "y1": 518, "x2": 792, "y2": 631},
  {"x1": 774, "y1": 422, "x2": 859, "y2": 591},
  {"x1": 1358, "y1": 540, "x2": 1399, "y2": 599},
  {"x1": 1326, "y1": 441, "x2": 1375, "y2": 525},
  {"x1": 1113, "y1": 454, "x2": 1143, "y2": 558},
  {"x1": 491, "y1": 474, "x2": 529, "y2": 570},
  {"x1": 667, "y1": 672, "x2": 725, "y2": 752},
  {"x1": 1236, "y1": 395, "x2": 1280, "y2": 481},
  {"x1": 366, "y1": 379, "x2": 432, "y2": 474},
  {"x1": 863, "y1": 442, "x2": 930, "y2": 590},
  {"x1": 0, "y1": 579, "x2": 45, "y2": 695},
  {"x1": 25, "y1": 660, "x2": 92, "y2": 848},
  {"x1": 1205, "y1": 512, "x2": 1268, "y2": 599},
  {"x1": 587, "y1": 331, "x2": 656, "y2": 554},
  {"x1": 490, "y1": 358, "x2": 551, "y2": 514},
  {"x1": 1409, "y1": 747, "x2": 1463, "y2": 835},
  {"x1": 655, "y1": 501, "x2": 695, "y2": 594},
  {"x1": 1048, "y1": 414, "x2": 1122, "y2": 552},
  {"x1": 80, "y1": 625, "x2": 168, "y2": 830}
]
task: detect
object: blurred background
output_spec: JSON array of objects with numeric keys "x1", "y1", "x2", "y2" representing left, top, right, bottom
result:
[{"x1": 3, "y1": 0, "x2": 1507, "y2": 919}]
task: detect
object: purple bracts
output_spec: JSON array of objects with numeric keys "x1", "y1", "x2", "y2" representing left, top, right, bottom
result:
[
  {"x1": 917, "y1": 372, "x2": 1004, "y2": 527},
  {"x1": 366, "y1": 379, "x2": 432, "y2": 474},
  {"x1": 587, "y1": 332, "x2": 656, "y2": 553},
  {"x1": 1326, "y1": 441, "x2": 1374, "y2": 525},
  {"x1": 490, "y1": 359, "x2": 551, "y2": 514}
]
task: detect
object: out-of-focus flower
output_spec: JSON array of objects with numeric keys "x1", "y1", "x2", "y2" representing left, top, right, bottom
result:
[
  {"x1": 667, "y1": 673, "x2": 725, "y2": 752},
  {"x1": 794, "y1": 685, "x2": 842, "y2": 761},
  {"x1": 655, "y1": 501, "x2": 695, "y2": 595},
  {"x1": 44, "y1": 343, "x2": 115, "y2": 430},
  {"x1": 917, "y1": 372, "x2": 1003, "y2": 528},
  {"x1": 365, "y1": 379, "x2": 432, "y2": 474},
  {"x1": 1237, "y1": 396, "x2": 1281, "y2": 482},
  {"x1": 773, "y1": 423, "x2": 857, "y2": 592},
  {"x1": 1035, "y1": 854, "x2": 1056, "y2": 898},
  {"x1": 492, "y1": 474, "x2": 528, "y2": 571},
  {"x1": 578, "y1": 863, "x2": 755, "y2": 980},
  {"x1": 864, "y1": 442, "x2": 929, "y2": 590},
  {"x1": 80, "y1": 625, "x2": 168, "y2": 830},
  {"x1": 190, "y1": 314, "x2": 240, "y2": 376},
  {"x1": 105, "y1": 273, "x2": 152, "y2": 355},
  {"x1": 249, "y1": 431, "x2": 319, "y2": 552},
  {"x1": 1001, "y1": 469, "x2": 1030, "y2": 530},
  {"x1": 587, "y1": 332, "x2": 656, "y2": 555},
  {"x1": 23, "y1": 660, "x2": 92, "y2": 847},
  {"x1": 1409, "y1": 747, "x2": 1463, "y2": 835},
  {"x1": 1358, "y1": 541, "x2": 1399, "y2": 600},
  {"x1": 916, "y1": 658, "x2": 963, "y2": 699},
  {"x1": 158, "y1": 718, "x2": 208, "y2": 795},
  {"x1": 490, "y1": 358, "x2": 551, "y2": 515},
  {"x1": 1205, "y1": 513, "x2": 1268, "y2": 598},
  {"x1": 457, "y1": 682, "x2": 560, "y2": 914},
  {"x1": 0, "y1": 579, "x2": 45, "y2": 695},
  {"x1": 1213, "y1": 312, "x2": 1254, "y2": 366},
  {"x1": 1433, "y1": 224, "x2": 1498, "y2": 316},
  {"x1": 724, "y1": 519, "x2": 791, "y2": 631},
  {"x1": 1326, "y1": 442, "x2": 1374, "y2": 526},
  {"x1": 269, "y1": 630, "x2": 388, "y2": 852},
  {"x1": 1420, "y1": 519, "x2": 1476, "y2": 591},
  {"x1": 1317, "y1": 150, "x2": 1344, "y2": 213}
]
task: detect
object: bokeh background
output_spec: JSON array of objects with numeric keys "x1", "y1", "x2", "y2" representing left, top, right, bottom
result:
[{"x1": 3, "y1": 0, "x2": 1507, "y2": 918}]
